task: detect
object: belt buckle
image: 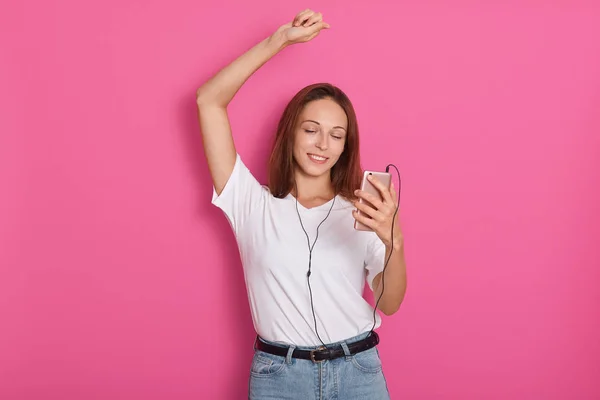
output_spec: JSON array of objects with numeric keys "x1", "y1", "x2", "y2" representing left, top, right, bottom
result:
[{"x1": 310, "y1": 346, "x2": 326, "y2": 363}]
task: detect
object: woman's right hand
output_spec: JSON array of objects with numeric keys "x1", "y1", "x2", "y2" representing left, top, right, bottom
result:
[
  {"x1": 197, "y1": 9, "x2": 329, "y2": 195},
  {"x1": 273, "y1": 9, "x2": 330, "y2": 46}
]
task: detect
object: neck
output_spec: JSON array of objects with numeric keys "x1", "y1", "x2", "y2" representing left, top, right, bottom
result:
[{"x1": 292, "y1": 169, "x2": 335, "y2": 201}]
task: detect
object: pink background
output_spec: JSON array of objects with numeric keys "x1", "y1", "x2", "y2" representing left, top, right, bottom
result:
[{"x1": 1, "y1": 1, "x2": 599, "y2": 399}]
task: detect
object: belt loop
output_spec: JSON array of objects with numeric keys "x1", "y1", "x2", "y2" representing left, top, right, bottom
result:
[
  {"x1": 285, "y1": 345, "x2": 296, "y2": 364},
  {"x1": 340, "y1": 341, "x2": 352, "y2": 361},
  {"x1": 253, "y1": 336, "x2": 259, "y2": 351}
]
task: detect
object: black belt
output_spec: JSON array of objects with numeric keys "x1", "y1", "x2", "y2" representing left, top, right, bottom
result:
[{"x1": 255, "y1": 331, "x2": 379, "y2": 363}]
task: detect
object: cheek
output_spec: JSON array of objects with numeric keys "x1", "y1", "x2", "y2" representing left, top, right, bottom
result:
[
  {"x1": 332, "y1": 140, "x2": 346, "y2": 157},
  {"x1": 293, "y1": 138, "x2": 310, "y2": 162},
  {"x1": 292, "y1": 135, "x2": 302, "y2": 154},
  {"x1": 294, "y1": 132, "x2": 311, "y2": 149}
]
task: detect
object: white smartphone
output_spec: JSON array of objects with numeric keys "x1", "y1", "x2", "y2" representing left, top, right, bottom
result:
[{"x1": 353, "y1": 170, "x2": 392, "y2": 231}]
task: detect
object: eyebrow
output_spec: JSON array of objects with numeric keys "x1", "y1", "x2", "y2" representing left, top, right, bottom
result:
[{"x1": 302, "y1": 119, "x2": 347, "y2": 132}]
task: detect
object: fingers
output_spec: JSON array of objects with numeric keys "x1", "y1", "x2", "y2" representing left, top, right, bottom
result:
[
  {"x1": 293, "y1": 9, "x2": 328, "y2": 28},
  {"x1": 390, "y1": 181, "x2": 398, "y2": 204},
  {"x1": 354, "y1": 200, "x2": 380, "y2": 220},
  {"x1": 293, "y1": 9, "x2": 312, "y2": 26},
  {"x1": 352, "y1": 209, "x2": 377, "y2": 230},
  {"x1": 304, "y1": 11, "x2": 322, "y2": 27},
  {"x1": 367, "y1": 175, "x2": 394, "y2": 204},
  {"x1": 354, "y1": 188, "x2": 384, "y2": 211},
  {"x1": 301, "y1": 22, "x2": 328, "y2": 41}
]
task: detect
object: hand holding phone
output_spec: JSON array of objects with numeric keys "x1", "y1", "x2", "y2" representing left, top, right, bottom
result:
[{"x1": 353, "y1": 170, "x2": 393, "y2": 232}]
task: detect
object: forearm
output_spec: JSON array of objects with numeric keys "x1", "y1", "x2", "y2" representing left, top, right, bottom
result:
[
  {"x1": 373, "y1": 239, "x2": 407, "y2": 316},
  {"x1": 196, "y1": 33, "x2": 288, "y2": 107}
]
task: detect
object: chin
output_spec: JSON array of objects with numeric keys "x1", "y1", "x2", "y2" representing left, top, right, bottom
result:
[
  {"x1": 302, "y1": 166, "x2": 328, "y2": 178},
  {"x1": 303, "y1": 162, "x2": 335, "y2": 178}
]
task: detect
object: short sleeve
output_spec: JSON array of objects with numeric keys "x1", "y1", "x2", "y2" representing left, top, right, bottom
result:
[
  {"x1": 364, "y1": 233, "x2": 387, "y2": 291},
  {"x1": 211, "y1": 153, "x2": 267, "y2": 234}
]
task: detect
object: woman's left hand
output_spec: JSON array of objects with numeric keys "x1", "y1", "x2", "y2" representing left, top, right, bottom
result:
[{"x1": 352, "y1": 175, "x2": 402, "y2": 248}]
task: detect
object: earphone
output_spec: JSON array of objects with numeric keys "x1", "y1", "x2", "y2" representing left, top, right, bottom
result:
[
  {"x1": 370, "y1": 163, "x2": 401, "y2": 333},
  {"x1": 295, "y1": 163, "x2": 401, "y2": 348},
  {"x1": 294, "y1": 191, "x2": 336, "y2": 348}
]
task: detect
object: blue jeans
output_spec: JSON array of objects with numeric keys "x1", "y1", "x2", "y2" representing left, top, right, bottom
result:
[{"x1": 248, "y1": 332, "x2": 390, "y2": 399}]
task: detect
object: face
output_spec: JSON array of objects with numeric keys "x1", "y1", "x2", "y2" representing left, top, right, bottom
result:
[{"x1": 292, "y1": 98, "x2": 348, "y2": 179}]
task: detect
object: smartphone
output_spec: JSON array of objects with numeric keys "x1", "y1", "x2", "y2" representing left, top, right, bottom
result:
[{"x1": 353, "y1": 170, "x2": 392, "y2": 231}]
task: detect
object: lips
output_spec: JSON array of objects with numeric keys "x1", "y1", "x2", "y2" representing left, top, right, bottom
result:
[{"x1": 308, "y1": 153, "x2": 329, "y2": 164}]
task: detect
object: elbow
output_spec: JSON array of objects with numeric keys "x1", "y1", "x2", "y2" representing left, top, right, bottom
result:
[
  {"x1": 380, "y1": 303, "x2": 401, "y2": 316},
  {"x1": 195, "y1": 90, "x2": 226, "y2": 109},
  {"x1": 195, "y1": 88, "x2": 211, "y2": 107},
  {"x1": 379, "y1": 291, "x2": 406, "y2": 316}
]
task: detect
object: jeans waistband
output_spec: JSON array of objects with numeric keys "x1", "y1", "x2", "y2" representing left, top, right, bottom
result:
[{"x1": 256, "y1": 331, "x2": 374, "y2": 351}]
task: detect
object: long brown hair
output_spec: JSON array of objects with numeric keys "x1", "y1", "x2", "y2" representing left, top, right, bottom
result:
[{"x1": 267, "y1": 83, "x2": 362, "y2": 200}]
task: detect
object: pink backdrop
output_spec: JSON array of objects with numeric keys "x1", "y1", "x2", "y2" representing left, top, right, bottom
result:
[{"x1": 1, "y1": 1, "x2": 599, "y2": 399}]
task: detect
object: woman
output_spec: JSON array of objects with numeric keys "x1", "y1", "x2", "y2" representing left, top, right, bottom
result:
[{"x1": 196, "y1": 9, "x2": 407, "y2": 400}]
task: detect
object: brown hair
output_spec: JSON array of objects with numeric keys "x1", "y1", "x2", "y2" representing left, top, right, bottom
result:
[{"x1": 267, "y1": 83, "x2": 362, "y2": 200}]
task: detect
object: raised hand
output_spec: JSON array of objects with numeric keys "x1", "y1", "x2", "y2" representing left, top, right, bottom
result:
[{"x1": 274, "y1": 9, "x2": 330, "y2": 45}]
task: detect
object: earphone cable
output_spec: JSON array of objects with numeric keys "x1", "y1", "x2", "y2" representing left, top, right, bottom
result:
[
  {"x1": 369, "y1": 163, "x2": 401, "y2": 335},
  {"x1": 293, "y1": 162, "x2": 401, "y2": 347},
  {"x1": 294, "y1": 185, "x2": 336, "y2": 349}
]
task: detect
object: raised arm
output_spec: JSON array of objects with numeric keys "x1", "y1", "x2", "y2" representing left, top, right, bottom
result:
[{"x1": 195, "y1": 9, "x2": 330, "y2": 194}]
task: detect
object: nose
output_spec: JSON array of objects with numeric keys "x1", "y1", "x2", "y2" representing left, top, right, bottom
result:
[{"x1": 315, "y1": 131, "x2": 328, "y2": 150}]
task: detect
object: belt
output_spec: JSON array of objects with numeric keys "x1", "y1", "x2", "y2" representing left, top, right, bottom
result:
[{"x1": 254, "y1": 331, "x2": 379, "y2": 363}]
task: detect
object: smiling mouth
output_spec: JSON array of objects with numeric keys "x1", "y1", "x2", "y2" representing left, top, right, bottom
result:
[{"x1": 308, "y1": 153, "x2": 329, "y2": 164}]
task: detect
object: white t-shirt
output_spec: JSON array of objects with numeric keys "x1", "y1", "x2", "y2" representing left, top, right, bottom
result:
[{"x1": 212, "y1": 154, "x2": 386, "y2": 346}]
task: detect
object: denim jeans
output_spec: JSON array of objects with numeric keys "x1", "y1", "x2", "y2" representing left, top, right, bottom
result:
[{"x1": 248, "y1": 332, "x2": 390, "y2": 400}]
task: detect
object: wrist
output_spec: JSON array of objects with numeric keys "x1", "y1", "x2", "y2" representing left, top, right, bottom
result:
[
  {"x1": 385, "y1": 235, "x2": 404, "y2": 252},
  {"x1": 267, "y1": 32, "x2": 289, "y2": 51}
]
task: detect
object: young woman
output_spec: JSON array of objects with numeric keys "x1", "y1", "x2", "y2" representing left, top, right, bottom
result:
[{"x1": 196, "y1": 9, "x2": 407, "y2": 400}]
